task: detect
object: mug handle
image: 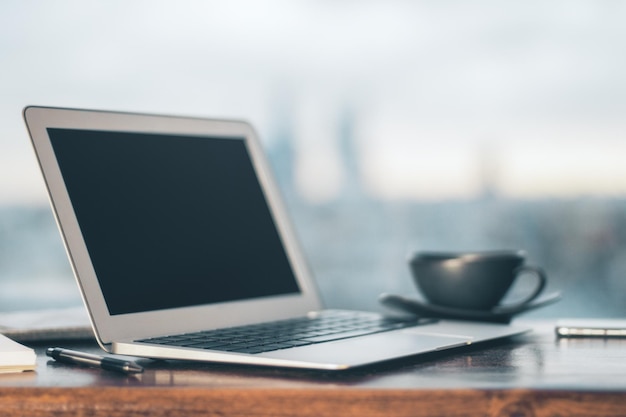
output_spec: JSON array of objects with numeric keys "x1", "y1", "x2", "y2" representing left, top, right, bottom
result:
[{"x1": 502, "y1": 265, "x2": 547, "y2": 310}]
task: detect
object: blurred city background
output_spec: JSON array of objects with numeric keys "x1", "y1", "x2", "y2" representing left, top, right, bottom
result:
[{"x1": 1, "y1": 1, "x2": 626, "y2": 318}]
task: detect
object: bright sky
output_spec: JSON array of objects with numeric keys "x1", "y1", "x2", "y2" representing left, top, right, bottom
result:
[{"x1": 2, "y1": 0, "x2": 626, "y2": 204}]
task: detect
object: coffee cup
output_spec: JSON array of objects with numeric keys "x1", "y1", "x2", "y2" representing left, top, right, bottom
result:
[{"x1": 408, "y1": 250, "x2": 547, "y2": 311}]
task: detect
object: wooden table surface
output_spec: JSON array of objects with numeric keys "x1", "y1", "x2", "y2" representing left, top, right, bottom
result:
[{"x1": 1, "y1": 320, "x2": 625, "y2": 417}]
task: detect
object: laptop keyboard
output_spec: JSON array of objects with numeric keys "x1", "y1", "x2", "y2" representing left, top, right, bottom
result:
[{"x1": 139, "y1": 310, "x2": 433, "y2": 355}]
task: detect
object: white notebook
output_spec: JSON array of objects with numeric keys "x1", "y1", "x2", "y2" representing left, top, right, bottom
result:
[{"x1": 0, "y1": 333, "x2": 36, "y2": 373}]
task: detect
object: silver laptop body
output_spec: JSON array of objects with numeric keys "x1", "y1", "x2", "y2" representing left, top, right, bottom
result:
[{"x1": 23, "y1": 106, "x2": 529, "y2": 370}]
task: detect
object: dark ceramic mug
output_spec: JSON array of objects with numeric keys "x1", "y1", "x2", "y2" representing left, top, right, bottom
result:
[{"x1": 408, "y1": 250, "x2": 547, "y2": 311}]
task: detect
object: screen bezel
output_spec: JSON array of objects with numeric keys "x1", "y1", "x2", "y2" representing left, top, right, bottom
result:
[{"x1": 24, "y1": 106, "x2": 322, "y2": 346}]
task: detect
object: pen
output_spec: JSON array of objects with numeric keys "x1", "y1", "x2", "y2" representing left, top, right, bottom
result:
[{"x1": 46, "y1": 347, "x2": 144, "y2": 374}]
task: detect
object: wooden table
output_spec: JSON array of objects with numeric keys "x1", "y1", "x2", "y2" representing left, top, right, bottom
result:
[{"x1": 1, "y1": 320, "x2": 625, "y2": 416}]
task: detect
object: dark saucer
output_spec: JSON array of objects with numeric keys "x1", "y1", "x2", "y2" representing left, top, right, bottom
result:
[{"x1": 379, "y1": 291, "x2": 561, "y2": 323}]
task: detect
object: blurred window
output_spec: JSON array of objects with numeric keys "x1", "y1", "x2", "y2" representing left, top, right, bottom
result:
[{"x1": 1, "y1": 1, "x2": 625, "y2": 317}]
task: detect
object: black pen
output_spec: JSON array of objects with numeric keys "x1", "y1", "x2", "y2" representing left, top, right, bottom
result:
[{"x1": 46, "y1": 347, "x2": 143, "y2": 374}]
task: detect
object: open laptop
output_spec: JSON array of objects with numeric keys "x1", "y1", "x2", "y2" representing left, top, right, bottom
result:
[{"x1": 23, "y1": 106, "x2": 529, "y2": 370}]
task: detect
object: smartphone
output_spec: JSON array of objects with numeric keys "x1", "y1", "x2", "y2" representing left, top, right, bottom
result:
[{"x1": 555, "y1": 319, "x2": 626, "y2": 338}]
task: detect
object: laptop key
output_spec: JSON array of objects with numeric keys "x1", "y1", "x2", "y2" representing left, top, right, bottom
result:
[{"x1": 301, "y1": 328, "x2": 390, "y2": 343}]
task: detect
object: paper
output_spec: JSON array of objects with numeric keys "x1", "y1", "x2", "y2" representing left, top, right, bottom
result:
[
  {"x1": 0, "y1": 306, "x2": 93, "y2": 342},
  {"x1": 0, "y1": 333, "x2": 36, "y2": 373}
]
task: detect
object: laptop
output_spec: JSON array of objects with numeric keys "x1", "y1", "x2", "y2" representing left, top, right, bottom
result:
[{"x1": 23, "y1": 106, "x2": 529, "y2": 370}]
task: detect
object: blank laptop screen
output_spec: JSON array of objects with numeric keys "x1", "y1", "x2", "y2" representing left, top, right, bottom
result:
[{"x1": 47, "y1": 128, "x2": 301, "y2": 315}]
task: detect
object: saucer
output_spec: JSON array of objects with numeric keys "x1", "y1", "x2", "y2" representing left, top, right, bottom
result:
[{"x1": 379, "y1": 292, "x2": 561, "y2": 323}]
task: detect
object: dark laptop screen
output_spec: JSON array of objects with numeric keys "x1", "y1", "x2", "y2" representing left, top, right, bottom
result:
[{"x1": 47, "y1": 128, "x2": 301, "y2": 315}]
